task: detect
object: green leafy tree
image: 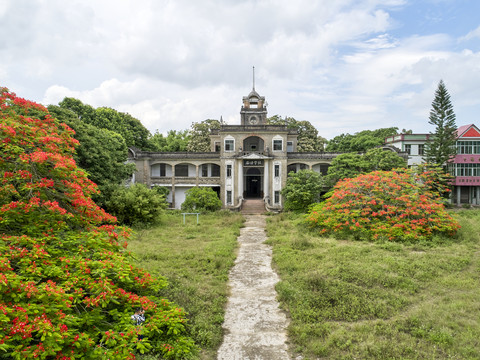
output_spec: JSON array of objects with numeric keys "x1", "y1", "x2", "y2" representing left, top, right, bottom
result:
[
  {"x1": 149, "y1": 129, "x2": 191, "y2": 152},
  {"x1": 306, "y1": 169, "x2": 460, "y2": 242},
  {"x1": 281, "y1": 170, "x2": 325, "y2": 212},
  {"x1": 326, "y1": 148, "x2": 407, "y2": 185},
  {"x1": 326, "y1": 127, "x2": 399, "y2": 152},
  {"x1": 57, "y1": 97, "x2": 96, "y2": 123},
  {"x1": 48, "y1": 105, "x2": 136, "y2": 189},
  {"x1": 58, "y1": 98, "x2": 152, "y2": 150},
  {"x1": 181, "y1": 187, "x2": 222, "y2": 212},
  {"x1": 104, "y1": 183, "x2": 167, "y2": 225},
  {"x1": 186, "y1": 119, "x2": 220, "y2": 152},
  {"x1": 424, "y1": 80, "x2": 457, "y2": 167},
  {"x1": 0, "y1": 87, "x2": 195, "y2": 359},
  {"x1": 267, "y1": 115, "x2": 327, "y2": 151}
]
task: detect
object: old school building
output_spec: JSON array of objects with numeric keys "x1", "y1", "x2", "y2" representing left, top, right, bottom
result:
[{"x1": 128, "y1": 87, "x2": 337, "y2": 210}]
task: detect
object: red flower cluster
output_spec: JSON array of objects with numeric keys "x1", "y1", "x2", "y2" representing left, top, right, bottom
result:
[
  {"x1": 307, "y1": 169, "x2": 460, "y2": 242},
  {"x1": 0, "y1": 87, "x2": 195, "y2": 358}
]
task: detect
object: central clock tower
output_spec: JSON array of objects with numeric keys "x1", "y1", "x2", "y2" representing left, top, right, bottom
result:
[{"x1": 240, "y1": 87, "x2": 268, "y2": 126}]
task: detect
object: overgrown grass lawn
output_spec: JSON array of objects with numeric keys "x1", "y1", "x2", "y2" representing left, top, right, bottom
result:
[
  {"x1": 266, "y1": 210, "x2": 480, "y2": 359},
  {"x1": 128, "y1": 211, "x2": 244, "y2": 359}
]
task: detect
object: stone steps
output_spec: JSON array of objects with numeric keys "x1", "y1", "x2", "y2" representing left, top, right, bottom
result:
[{"x1": 241, "y1": 199, "x2": 265, "y2": 214}]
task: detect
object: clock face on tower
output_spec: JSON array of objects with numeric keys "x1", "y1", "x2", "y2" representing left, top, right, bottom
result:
[{"x1": 248, "y1": 115, "x2": 258, "y2": 125}]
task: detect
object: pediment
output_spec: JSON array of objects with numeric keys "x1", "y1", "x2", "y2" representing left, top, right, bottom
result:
[
  {"x1": 461, "y1": 126, "x2": 480, "y2": 138},
  {"x1": 241, "y1": 152, "x2": 270, "y2": 160}
]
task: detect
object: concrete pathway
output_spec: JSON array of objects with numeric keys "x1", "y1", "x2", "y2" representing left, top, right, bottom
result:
[{"x1": 217, "y1": 215, "x2": 291, "y2": 360}]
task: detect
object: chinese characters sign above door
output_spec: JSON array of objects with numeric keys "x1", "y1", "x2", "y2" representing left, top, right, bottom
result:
[{"x1": 243, "y1": 159, "x2": 264, "y2": 166}]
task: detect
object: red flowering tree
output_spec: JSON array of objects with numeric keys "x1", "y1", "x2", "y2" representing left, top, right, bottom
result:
[
  {"x1": 306, "y1": 169, "x2": 460, "y2": 242},
  {"x1": 0, "y1": 87, "x2": 195, "y2": 359}
]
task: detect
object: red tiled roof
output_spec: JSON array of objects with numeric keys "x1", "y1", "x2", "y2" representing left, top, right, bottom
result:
[{"x1": 456, "y1": 124, "x2": 480, "y2": 138}]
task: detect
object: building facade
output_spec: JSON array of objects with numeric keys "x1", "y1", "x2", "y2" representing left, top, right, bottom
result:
[
  {"x1": 128, "y1": 88, "x2": 337, "y2": 210},
  {"x1": 384, "y1": 133, "x2": 432, "y2": 166},
  {"x1": 451, "y1": 124, "x2": 480, "y2": 205},
  {"x1": 129, "y1": 87, "x2": 480, "y2": 208},
  {"x1": 385, "y1": 124, "x2": 480, "y2": 205}
]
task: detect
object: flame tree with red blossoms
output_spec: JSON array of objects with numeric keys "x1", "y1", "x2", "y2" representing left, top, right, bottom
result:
[
  {"x1": 306, "y1": 169, "x2": 460, "y2": 242},
  {"x1": 0, "y1": 87, "x2": 195, "y2": 359}
]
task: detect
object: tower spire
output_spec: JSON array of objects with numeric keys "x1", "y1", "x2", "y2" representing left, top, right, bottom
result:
[{"x1": 252, "y1": 66, "x2": 255, "y2": 91}]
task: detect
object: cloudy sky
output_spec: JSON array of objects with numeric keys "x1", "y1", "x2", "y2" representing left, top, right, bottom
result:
[{"x1": 2, "y1": 0, "x2": 480, "y2": 139}]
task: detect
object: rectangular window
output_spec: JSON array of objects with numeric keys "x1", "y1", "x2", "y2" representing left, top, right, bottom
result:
[
  {"x1": 457, "y1": 141, "x2": 480, "y2": 154},
  {"x1": 287, "y1": 141, "x2": 293, "y2": 152},
  {"x1": 320, "y1": 164, "x2": 329, "y2": 175},
  {"x1": 211, "y1": 164, "x2": 220, "y2": 177},
  {"x1": 274, "y1": 164, "x2": 280, "y2": 177},
  {"x1": 226, "y1": 164, "x2": 232, "y2": 178},
  {"x1": 274, "y1": 191, "x2": 280, "y2": 204},
  {"x1": 418, "y1": 144, "x2": 424, "y2": 156},
  {"x1": 152, "y1": 164, "x2": 166, "y2": 177},
  {"x1": 273, "y1": 140, "x2": 283, "y2": 151},
  {"x1": 404, "y1": 144, "x2": 411, "y2": 155},
  {"x1": 175, "y1": 164, "x2": 188, "y2": 177},
  {"x1": 215, "y1": 142, "x2": 220, "y2": 152},
  {"x1": 225, "y1": 139, "x2": 234, "y2": 151},
  {"x1": 202, "y1": 164, "x2": 208, "y2": 177},
  {"x1": 454, "y1": 163, "x2": 480, "y2": 176},
  {"x1": 227, "y1": 191, "x2": 232, "y2": 204}
]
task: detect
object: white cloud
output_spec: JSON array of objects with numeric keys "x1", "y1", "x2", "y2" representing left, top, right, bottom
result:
[
  {"x1": 460, "y1": 25, "x2": 480, "y2": 41},
  {"x1": 2, "y1": 0, "x2": 480, "y2": 140}
]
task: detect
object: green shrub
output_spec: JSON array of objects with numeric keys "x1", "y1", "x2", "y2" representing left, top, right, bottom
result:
[
  {"x1": 104, "y1": 183, "x2": 167, "y2": 225},
  {"x1": 181, "y1": 187, "x2": 222, "y2": 212},
  {"x1": 281, "y1": 170, "x2": 325, "y2": 212}
]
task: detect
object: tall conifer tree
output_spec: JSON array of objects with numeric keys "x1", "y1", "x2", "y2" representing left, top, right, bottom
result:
[{"x1": 424, "y1": 80, "x2": 457, "y2": 167}]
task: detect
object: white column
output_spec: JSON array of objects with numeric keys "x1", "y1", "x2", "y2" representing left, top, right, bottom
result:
[
  {"x1": 264, "y1": 160, "x2": 269, "y2": 201},
  {"x1": 195, "y1": 164, "x2": 199, "y2": 186},
  {"x1": 238, "y1": 160, "x2": 243, "y2": 201}
]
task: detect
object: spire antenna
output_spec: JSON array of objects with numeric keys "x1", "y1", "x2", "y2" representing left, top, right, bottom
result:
[{"x1": 252, "y1": 66, "x2": 255, "y2": 91}]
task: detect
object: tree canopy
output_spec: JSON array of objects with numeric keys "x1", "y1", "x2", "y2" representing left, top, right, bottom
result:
[
  {"x1": 48, "y1": 105, "x2": 135, "y2": 190},
  {"x1": 149, "y1": 129, "x2": 191, "y2": 152},
  {"x1": 0, "y1": 87, "x2": 195, "y2": 359},
  {"x1": 58, "y1": 97, "x2": 152, "y2": 150},
  {"x1": 424, "y1": 80, "x2": 457, "y2": 167},
  {"x1": 267, "y1": 115, "x2": 327, "y2": 152},
  {"x1": 326, "y1": 148, "x2": 407, "y2": 185},
  {"x1": 186, "y1": 119, "x2": 220, "y2": 152},
  {"x1": 325, "y1": 127, "x2": 399, "y2": 153}
]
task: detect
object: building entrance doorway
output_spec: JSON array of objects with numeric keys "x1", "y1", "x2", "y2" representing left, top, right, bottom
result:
[{"x1": 244, "y1": 167, "x2": 263, "y2": 198}]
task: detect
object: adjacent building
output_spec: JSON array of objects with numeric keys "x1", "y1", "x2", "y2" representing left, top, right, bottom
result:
[
  {"x1": 451, "y1": 124, "x2": 480, "y2": 205},
  {"x1": 385, "y1": 124, "x2": 480, "y2": 205},
  {"x1": 384, "y1": 133, "x2": 432, "y2": 166}
]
